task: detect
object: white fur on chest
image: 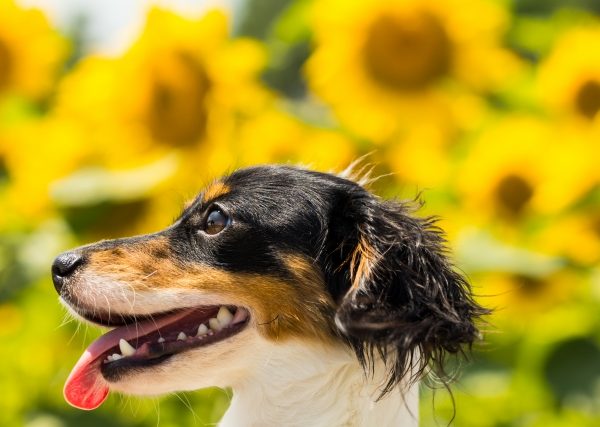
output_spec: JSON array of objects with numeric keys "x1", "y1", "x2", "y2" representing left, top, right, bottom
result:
[{"x1": 218, "y1": 339, "x2": 419, "y2": 427}]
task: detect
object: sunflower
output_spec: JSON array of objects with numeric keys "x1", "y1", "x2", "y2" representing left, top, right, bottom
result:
[
  {"x1": 0, "y1": 113, "x2": 188, "y2": 231},
  {"x1": 0, "y1": 117, "x2": 92, "y2": 221},
  {"x1": 385, "y1": 123, "x2": 452, "y2": 188},
  {"x1": 481, "y1": 269, "x2": 580, "y2": 318},
  {"x1": 119, "y1": 8, "x2": 270, "y2": 148},
  {"x1": 456, "y1": 117, "x2": 598, "y2": 226},
  {"x1": 0, "y1": 0, "x2": 66, "y2": 99},
  {"x1": 305, "y1": 0, "x2": 521, "y2": 141},
  {"x1": 533, "y1": 211, "x2": 600, "y2": 267},
  {"x1": 537, "y1": 27, "x2": 600, "y2": 123},
  {"x1": 234, "y1": 109, "x2": 356, "y2": 171},
  {"x1": 56, "y1": 8, "x2": 269, "y2": 152},
  {"x1": 50, "y1": 8, "x2": 273, "y2": 229},
  {"x1": 54, "y1": 56, "x2": 168, "y2": 169}
]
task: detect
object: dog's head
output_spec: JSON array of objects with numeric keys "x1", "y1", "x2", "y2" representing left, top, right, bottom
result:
[{"x1": 53, "y1": 165, "x2": 486, "y2": 409}]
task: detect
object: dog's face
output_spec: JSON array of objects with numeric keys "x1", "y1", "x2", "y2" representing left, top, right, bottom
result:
[{"x1": 53, "y1": 165, "x2": 486, "y2": 409}]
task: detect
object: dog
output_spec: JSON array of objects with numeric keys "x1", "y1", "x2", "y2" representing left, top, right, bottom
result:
[{"x1": 52, "y1": 164, "x2": 487, "y2": 427}]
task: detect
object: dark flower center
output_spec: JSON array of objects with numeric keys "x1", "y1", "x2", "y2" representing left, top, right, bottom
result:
[
  {"x1": 145, "y1": 51, "x2": 211, "y2": 146},
  {"x1": 574, "y1": 79, "x2": 600, "y2": 119},
  {"x1": 0, "y1": 38, "x2": 12, "y2": 90},
  {"x1": 513, "y1": 274, "x2": 546, "y2": 296},
  {"x1": 494, "y1": 174, "x2": 534, "y2": 217},
  {"x1": 363, "y1": 11, "x2": 451, "y2": 91},
  {"x1": 591, "y1": 214, "x2": 600, "y2": 238}
]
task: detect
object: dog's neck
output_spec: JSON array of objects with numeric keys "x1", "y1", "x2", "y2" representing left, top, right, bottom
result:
[{"x1": 219, "y1": 340, "x2": 418, "y2": 427}]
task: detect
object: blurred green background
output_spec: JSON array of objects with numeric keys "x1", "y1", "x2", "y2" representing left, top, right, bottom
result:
[{"x1": 1, "y1": 0, "x2": 600, "y2": 425}]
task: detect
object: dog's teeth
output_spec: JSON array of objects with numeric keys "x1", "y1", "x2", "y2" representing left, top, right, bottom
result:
[
  {"x1": 217, "y1": 306, "x2": 233, "y2": 327},
  {"x1": 177, "y1": 332, "x2": 187, "y2": 341},
  {"x1": 158, "y1": 337, "x2": 166, "y2": 343},
  {"x1": 208, "y1": 318, "x2": 222, "y2": 331},
  {"x1": 119, "y1": 339, "x2": 136, "y2": 357},
  {"x1": 112, "y1": 353, "x2": 123, "y2": 361},
  {"x1": 197, "y1": 324, "x2": 208, "y2": 336},
  {"x1": 232, "y1": 307, "x2": 249, "y2": 324},
  {"x1": 106, "y1": 355, "x2": 113, "y2": 362}
]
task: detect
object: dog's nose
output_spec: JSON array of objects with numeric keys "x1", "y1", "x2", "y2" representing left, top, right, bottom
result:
[{"x1": 52, "y1": 252, "x2": 84, "y2": 293}]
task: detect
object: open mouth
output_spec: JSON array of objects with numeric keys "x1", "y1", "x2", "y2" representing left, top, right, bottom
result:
[
  {"x1": 63, "y1": 305, "x2": 250, "y2": 411},
  {"x1": 100, "y1": 305, "x2": 249, "y2": 379}
]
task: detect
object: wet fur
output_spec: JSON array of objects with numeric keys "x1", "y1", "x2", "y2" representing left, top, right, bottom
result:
[{"x1": 55, "y1": 164, "x2": 487, "y2": 423}]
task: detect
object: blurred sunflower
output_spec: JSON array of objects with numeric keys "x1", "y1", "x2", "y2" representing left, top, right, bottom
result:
[
  {"x1": 0, "y1": 0, "x2": 66, "y2": 100},
  {"x1": 306, "y1": 0, "x2": 521, "y2": 141},
  {"x1": 384, "y1": 92, "x2": 490, "y2": 187},
  {"x1": 482, "y1": 269, "x2": 579, "y2": 318},
  {"x1": 0, "y1": 117, "x2": 91, "y2": 222},
  {"x1": 51, "y1": 8, "x2": 274, "y2": 231},
  {"x1": 533, "y1": 211, "x2": 600, "y2": 267},
  {"x1": 385, "y1": 123, "x2": 452, "y2": 188},
  {"x1": 120, "y1": 9, "x2": 270, "y2": 148},
  {"x1": 538, "y1": 27, "x2": 600, "y2": 123},
  {"x1": 457, "y1": 117, "x2": 598, "y2": 226},
  {"x1": 56, "y1": 9, "x2": 269, "y2": 154},
  {"x1": 234, "y1": 109, "x2": 356, "y2": 171}
]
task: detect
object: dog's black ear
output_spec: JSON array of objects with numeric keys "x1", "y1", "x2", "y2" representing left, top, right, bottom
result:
[{"x1": 324, "y1": 188, "x2": 488, "y2": 395}]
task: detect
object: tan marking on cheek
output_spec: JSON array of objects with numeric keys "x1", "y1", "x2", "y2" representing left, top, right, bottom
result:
[
  {"x1": 102, "y1": 253, "x2": 333, "y2": 342},
  {"x1": 162, "y1": 259, "x2": 335, "y2": 343},
  {"x1": 87, "y1": 243, "x2": 334, "y2": 342},
  {"x1": 202, "y1": 181, "x2": 230, "y2": 203}
]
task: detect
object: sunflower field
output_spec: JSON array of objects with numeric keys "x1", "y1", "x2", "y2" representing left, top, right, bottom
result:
[{"x1": 0, "y1": 0, "x2": 599, "y2": 425}]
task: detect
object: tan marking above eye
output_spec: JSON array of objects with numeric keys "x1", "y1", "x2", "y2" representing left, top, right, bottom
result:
[{"x1": 202, "y1": 182, "x2": 230, "y2": 203}]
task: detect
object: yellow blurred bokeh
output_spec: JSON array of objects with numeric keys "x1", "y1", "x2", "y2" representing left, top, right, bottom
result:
[{"x1": 0, "y1": 0, "x2": 599, "y2": 426}]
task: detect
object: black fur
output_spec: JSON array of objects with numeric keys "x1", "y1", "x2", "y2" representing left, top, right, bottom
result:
[{"x1": 330, "y1": 194, "x2": 487, "y2": 395}]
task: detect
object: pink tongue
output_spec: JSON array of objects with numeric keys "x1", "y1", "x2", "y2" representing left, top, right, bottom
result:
[{"x1": 64, "y1": 309, "x2": 194, "y2": 410}]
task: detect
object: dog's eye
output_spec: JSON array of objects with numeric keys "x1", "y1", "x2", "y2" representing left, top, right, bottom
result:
[{"x1": 203, "y1": 208, "x2": 230, "y2": 235}]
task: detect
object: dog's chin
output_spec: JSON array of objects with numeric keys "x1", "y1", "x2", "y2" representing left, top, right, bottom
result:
[{"x1": 104, "y1": 328, "x2": 260, "y2": 395}]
